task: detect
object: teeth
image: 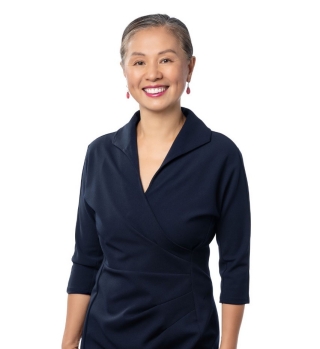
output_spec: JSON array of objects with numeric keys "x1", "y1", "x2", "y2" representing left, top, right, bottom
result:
[{"x1": 144, "y1": 87, "x2": 166, "y2": 93}]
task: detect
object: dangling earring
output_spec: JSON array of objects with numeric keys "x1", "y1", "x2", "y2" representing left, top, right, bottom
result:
[{"x1": 186, "y1": 82, "x2": 190, "y2": 94}]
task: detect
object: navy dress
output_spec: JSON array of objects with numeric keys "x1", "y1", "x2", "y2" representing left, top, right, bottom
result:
[{"x1": 67, "y1": 107, "x2": 251, "y2": 349}]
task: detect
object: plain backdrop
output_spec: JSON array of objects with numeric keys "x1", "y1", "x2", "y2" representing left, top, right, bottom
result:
[{"x1": 0, "y1": 1, "x2": 319, "y2": 348}]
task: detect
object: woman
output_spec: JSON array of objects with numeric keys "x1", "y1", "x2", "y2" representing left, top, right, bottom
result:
[{"x1": 62, "y1": 14, "x2": 251, "y2": 349}]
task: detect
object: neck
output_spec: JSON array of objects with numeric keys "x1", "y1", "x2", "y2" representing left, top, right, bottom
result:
[{"x1": 137, "y1": 105, "x2": 186, "y2": 142}]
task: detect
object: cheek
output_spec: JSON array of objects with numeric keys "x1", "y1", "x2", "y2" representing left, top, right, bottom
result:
[
  {"x1": 166, "y1": 66, "x2": 188, "y2": 85},
  {"x1": 125, "y1": 69, "x2": 142, "y2": 87}
]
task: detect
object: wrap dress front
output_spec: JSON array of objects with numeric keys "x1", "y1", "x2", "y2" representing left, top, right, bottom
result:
[{"x1": 67, "y1": 107, "x2": 251, "y2": 349}]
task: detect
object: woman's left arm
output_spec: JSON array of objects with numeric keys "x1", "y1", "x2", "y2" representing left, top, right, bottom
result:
[
  {"x1": 215, "y1": 144, "x2": 251, "y2": 348},
  {"x1": 219, "y1": 304, "x2": 245, "y2": 349}
]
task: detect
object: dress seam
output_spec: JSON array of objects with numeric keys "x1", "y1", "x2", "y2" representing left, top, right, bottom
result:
[
  {"x1": 191, "y1": 251, "x2": 201, "y2": 335},
  {"x1": 127, "y1": 224, "x2": 191, "y2": 263}
]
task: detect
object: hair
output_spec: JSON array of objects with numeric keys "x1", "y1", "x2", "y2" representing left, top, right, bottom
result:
[{"x1": 120, "y1": 14, "x2": 193, "y2": 63}]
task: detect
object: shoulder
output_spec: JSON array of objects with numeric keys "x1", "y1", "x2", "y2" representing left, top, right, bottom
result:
[
  {"x1": 183, "y1": 107, "x2": 243, "y2": 161},
  {"x1": 206, "y1": 131, "x2": 248, "y2": 186},
  {"x1": 208, "y1": 130, "x2": 244, "y2": 164},
  {"x1": 85, "y1": 131, "x2": 116, "y2": 158}
]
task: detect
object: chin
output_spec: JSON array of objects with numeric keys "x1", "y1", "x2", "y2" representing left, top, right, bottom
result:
[
  {"x1": 140, "y1": 100, "x2": 181, "y2": 113},
  {"x1": 142, "y1": 105, "x2": 176, "y2": 114}
]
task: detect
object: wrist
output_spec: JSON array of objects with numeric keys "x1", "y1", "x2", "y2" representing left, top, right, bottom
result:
[
  {"x1": 62, "y1": 337, "x2": 80, "y2": 349},
  {"x1": 62, "y1": 344, "x2": 79, "y2": 349},
  {"x1": 219, "y1": 338, "x2": 237, "y2": 349},
  {"x1": 219, "y1": 340, "x2": 237, "y2": 349}
]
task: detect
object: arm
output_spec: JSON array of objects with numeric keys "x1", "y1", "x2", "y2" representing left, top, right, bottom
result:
[
  {"x1": 62, "y1": 146, "x2": 104, "y2": 348},
  {"x1": 61, "y1": 294, "x2": 91, "y2": 349},
  {"x1": 215, "y1": 146, "x2": 251, "y2": 347},
  {"x1": 219, "y1": 304, "x2": 245, "y2": 349}
]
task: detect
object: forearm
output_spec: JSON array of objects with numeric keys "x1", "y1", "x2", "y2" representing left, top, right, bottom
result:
[
  {"x1": 219, "y1": 304, "x2": 245, "y2": 349},
  {"x1": 62, "y1": 294, "x2": 91, "y2": 349}
]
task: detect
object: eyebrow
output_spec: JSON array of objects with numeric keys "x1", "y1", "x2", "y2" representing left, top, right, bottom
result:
[{"x1": 130, "y1": 49, "x2": 178, "y2": 57}]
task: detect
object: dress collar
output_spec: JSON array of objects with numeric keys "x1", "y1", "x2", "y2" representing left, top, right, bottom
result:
[{"x1": 112, "y1": 107, "x2": 212, "y2": 170}]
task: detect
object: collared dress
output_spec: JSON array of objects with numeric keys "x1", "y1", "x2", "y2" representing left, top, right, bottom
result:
[{"x1": 67, "y1": 107, "x2": 251, "y2": 349}]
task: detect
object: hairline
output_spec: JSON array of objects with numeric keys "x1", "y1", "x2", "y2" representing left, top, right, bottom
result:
[{"x1": 121, "y1": 25, "x2": 191, "y2": 64}]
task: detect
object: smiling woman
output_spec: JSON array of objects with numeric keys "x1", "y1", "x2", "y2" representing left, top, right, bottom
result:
[
  {"x1": 121, "y1": 26, "x2": 195, "y2": 117},
  {"x1": 62, "y1": 14, "x2": 251, "y2": 349}
]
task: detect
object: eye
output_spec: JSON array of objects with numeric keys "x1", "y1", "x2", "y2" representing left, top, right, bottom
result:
[
  {"x1": 133, "y1": 61, "x2": 145, "y2": 66},
  {"x1": 160, "y1": 58, "x2": 172, "y2": 63}
]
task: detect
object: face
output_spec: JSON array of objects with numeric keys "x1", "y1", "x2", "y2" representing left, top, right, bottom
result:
[{"x1": 121, "y1": 26, "x2": 196, "y2": 114}]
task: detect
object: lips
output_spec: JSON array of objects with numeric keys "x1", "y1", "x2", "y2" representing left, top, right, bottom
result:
[
  {"x1": 142, "y1": 85, "x2": 168, "y2": 97},
  {"x1": 143, "y1": 87, "x2": 167, "y2": 93}
]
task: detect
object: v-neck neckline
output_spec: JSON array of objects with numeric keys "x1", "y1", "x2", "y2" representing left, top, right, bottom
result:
[{"x1": 135, "y1": 114, "x2": 188, "y2": 196}]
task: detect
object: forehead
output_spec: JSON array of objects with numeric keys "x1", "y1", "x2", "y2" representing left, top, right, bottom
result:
[{"x1": 126, "y1": 26, "x2": 182, "y2": 54}]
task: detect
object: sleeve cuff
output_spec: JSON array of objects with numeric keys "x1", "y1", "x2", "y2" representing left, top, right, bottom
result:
[
  {"x1": 67, "y1": 263, "x2": 99, "y2": 295},
  {"x1": 219, "y1": 296, "x2": 250, "y2": 304}
]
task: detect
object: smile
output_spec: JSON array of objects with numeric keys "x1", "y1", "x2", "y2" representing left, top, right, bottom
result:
[
  {"x1": 142, "y1": 86, "x2": 168, "y2": 97},
  {"x1": 143, "y1": 87, "x2": 167, "y2": 94}
]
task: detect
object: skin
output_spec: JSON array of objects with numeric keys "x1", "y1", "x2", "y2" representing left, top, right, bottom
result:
[
  {"x1": 61, "y1": 294, "x2": 90, "y2": 349},
  {"x1": 220, "y1": 304, "x2": 245, "y2": 349},
  {"x1": 61, "y1": 25, "x2": 245, "y2": 349},
  {"x1": 121, "y1": 26, "x2": 195, "y2": 116}
]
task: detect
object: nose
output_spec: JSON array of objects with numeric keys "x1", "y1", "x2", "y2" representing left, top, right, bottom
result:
[{"x1": 146, "y1": 62, "x2": 162, "y2": 81}]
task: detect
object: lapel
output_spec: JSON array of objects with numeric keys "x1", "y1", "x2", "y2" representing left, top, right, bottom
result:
[{"x1": 112, "y1": 107, "x2": 212, "y2": 180}]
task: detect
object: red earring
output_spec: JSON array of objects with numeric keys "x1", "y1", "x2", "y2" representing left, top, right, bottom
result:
[
  {"x1": 126, "y1": 91, "x2": 130, "y2": 99},
  {"x1": 186, "y1": 82, "x2": 190, "y2": 94}
]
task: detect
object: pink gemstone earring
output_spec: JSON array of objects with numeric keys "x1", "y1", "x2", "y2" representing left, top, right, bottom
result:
[{"x1": 186, "y1": 82, "x2": 190, "y2": 94}]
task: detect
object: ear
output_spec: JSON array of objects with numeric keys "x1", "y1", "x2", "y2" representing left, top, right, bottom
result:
[
  {"x1": 120, "y1": 61, "x2": 126, "y2": 78},
  {"x1": 187, "y1": 56, "x2": 196, "y2": 83}
]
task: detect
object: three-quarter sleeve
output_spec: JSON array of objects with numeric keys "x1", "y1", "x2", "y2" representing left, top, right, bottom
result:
[
  {"x1": 215, "y1": 146, "x2": 251, "y2": 304},
  {"x1": 67, "y1": 146, "x2": 104, "y2": 295}
]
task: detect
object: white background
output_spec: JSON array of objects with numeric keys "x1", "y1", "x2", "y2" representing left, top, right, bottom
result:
[{"x1": 1, "y1": 1, "x2": 319, "y2": 348}]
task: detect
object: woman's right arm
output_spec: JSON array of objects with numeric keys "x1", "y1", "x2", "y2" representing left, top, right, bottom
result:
[
  {"x1": 61, "y1": 294, "x2": 91, "y2": 349},
  {"x1": 63, "y1": 145, "x2": 103, "y2": 348}
]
